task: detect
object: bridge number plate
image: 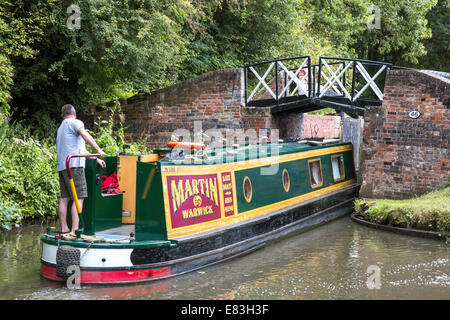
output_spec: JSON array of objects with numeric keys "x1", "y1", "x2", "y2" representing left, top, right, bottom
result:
[{"x1": 408, "y1": 110, "x2": 421, "y2": 119}]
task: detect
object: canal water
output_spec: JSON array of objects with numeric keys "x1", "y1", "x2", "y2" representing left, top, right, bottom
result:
[{"x1": 0, "y1": 217, "x2": 448, "y2": 300}]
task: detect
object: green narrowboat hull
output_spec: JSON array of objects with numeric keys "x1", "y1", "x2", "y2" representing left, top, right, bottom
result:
[{"x1": 41, "y1": 141, "x2": 359, "y2": 284}]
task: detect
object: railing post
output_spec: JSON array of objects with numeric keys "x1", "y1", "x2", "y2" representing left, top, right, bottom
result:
[
  {"x1": 317, "y1": 57, "x2": 322, "y2": 97},
  {"x1": 342, "y1": 61, "x2": 346, "y2": 94},
  {"x1": 244, "y1": 67, "x2": 248, "y2": 106},
  {"x1": 307, "y1": 56, "x2": 312, "y2": 98},
  {"x1": 351, "y1": 60, "x2": 357, "y2": 108},
  {"x1": 312, "y1": 65, "x2": 316, "y2": 97},
  {"x1": 275, "y1": 61, "x2": 279, "y2": 108},
  {"x1": 284, "y1": 69, "x2": 288, "y2": 98}
]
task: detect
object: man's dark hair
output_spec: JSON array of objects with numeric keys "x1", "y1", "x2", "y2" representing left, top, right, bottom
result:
[{"x1": 61, "y1": 104, "x2": 76, "y2": 117}]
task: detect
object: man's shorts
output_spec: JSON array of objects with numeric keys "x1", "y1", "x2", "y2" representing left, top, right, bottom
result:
[{"x1": 59, "y1": 167, "x2": 88, "y2": 199}]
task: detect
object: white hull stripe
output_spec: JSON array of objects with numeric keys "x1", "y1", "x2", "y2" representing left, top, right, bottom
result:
[{"x1": 42, "y1": 243, "x2": 133, "y2": 268}]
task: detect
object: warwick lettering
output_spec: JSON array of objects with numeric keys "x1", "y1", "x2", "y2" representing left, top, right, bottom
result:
[{"x1": 171, "y1": 177, "x2": 219, "y2": 219}]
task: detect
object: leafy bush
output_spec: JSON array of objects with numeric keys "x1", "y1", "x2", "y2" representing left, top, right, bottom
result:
[
  {"x1": 0, "y1": 201, "x2": 22, "y2": 231},
  {"x1": 0, "y1": 116, "x2": 59, "y2": 230}
]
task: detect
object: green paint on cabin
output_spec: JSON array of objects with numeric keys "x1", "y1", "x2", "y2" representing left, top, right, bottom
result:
[
  {"x1": 160, "y1": 142, "x2": 351, "y2": 166},
  {"x1": 234, "y1": 147, "x2": 355, "y2": 214},
  {"x1": 134, "y1": 161, "x2": 168, "y2": 241},
  {"x1": 82, "y1": 157, "x2": 123, "y2": 235}
]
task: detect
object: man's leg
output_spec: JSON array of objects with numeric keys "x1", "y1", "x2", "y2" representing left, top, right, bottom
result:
[
  {"x1": 58, "y1": 197, "x2": 71, "y2": 233},
  {"x1": 70, "y1": 198, "x2": 84, "y2": 233},
  {"x1": 69, "y1": 167, "x2": 88, "y2": 234}
]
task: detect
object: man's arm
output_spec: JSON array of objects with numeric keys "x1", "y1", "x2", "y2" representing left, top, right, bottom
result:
[{"x1": 78, "y1": 127, "x2": 107, "y2": 160}]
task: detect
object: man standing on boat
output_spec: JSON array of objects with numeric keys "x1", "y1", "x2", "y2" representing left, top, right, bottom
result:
[{"x1": 56, "y1": 104, "x2": 106, "y2": 236}]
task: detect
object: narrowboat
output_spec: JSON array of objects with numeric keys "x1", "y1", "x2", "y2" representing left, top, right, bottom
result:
[{"x1": 41, "y1": 140, "x2": 359, "y2": 285}]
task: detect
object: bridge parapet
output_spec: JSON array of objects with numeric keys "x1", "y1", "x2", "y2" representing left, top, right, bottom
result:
[
  {"x1": 245, "y1": 56, "x2": 312, "y2": 108},
  {"x1": 244, "y1": 56, "x2": 392, "y2": 116}
]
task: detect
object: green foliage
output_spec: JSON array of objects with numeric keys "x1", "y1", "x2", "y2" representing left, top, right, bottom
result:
[
  {"x1": 8, "y1": 0, "x2": 196, "y2": 122},
  {"x1": 57, "y1": 0, "x2": 191, "y2": 101},
  {"x1": 0, "y1": 202, "x2": 22, "y2": 231},
  {"x1": 0, "y1": 116, "x2": 59, "y2": 230},
  {"x1": 0, "y1": 0, "x2": 58, "y2": 113},
  {"x1": 181, "y1": 0, "x2": 347, "y2": 78},
  {"x1": 307, "y1": 108, "x2": 337, "y2": 115},
  {"x1": 415, "y1": 0, "x2": 450, "y2": 71},
  {"x1": 2, "y1": 0, "x2": 442, "y2": 127},
  {"x1": 364, "y1": 0, "x2": 437, "y2": 65},
  {"x1": 0, "y1": 54, "x2": 13, "y2": 113},
  {"x1": 354, "y1": 187, "x2": 450, "y2": 236},
  {"x1": 306, "y1": 0, "x2": 438, "y2": 65},
  {"x1": 87, "y1": 100, "x2": 151, "y2": 156},
  {"x1": 305, "y1": 0, "x2": 370, "y2": 59}
]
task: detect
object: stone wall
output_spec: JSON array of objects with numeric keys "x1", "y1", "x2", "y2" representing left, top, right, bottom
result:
[
  {"x1": 81, "y1": 69, "x2": 275, "y2": 149},
  {"x1": 359, "y1": 69, "x2": 450, "y2": 199}
]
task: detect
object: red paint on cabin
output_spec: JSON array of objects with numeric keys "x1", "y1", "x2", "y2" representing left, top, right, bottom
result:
[{"x1": 166, "y1": 174, "x2": 222, "y2": 228}]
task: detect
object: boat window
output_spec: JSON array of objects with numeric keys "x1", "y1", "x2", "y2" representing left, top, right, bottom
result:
[
  {"x1": 331, "y1": 154, "x2": 345, "y2": 182},
  {"x1": 308, "y1": 159, "x2": 323, "y2": 188},
  {"x1": 243, "y1": 176, "x2": 252, "y2": 203},
  {"x1": 282, "y1": 169, "x2": 290, "y2": 192}
]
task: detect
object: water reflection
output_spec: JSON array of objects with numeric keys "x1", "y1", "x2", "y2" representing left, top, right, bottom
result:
[
  {"x1": 0, "y1": 217, "x2": 448, "y2": 300},
  {"x1": 0, "y1": 223, "x2": 46, "y2": 300}
]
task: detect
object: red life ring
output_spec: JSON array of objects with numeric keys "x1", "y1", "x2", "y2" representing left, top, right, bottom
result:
[{"x1": 166, "y1": 141, "x2": 206, "y2": 149}]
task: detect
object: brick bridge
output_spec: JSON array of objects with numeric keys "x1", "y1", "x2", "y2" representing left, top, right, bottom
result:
[{"x1": 82, "y1": 56, "x2": 449, "y2": 200}]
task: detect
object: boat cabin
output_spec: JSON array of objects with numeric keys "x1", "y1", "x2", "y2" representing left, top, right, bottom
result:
[{"x1": 75, "y1": 141, "x2": 356, "y2": 241}]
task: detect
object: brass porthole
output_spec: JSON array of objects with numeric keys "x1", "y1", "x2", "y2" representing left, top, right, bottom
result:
[
  {"x1": 243, "y1": 176, "x2": 252, "y2": 203},
  {"x1": 282, "y1": 169, "x2": 290, "y2": 192}
]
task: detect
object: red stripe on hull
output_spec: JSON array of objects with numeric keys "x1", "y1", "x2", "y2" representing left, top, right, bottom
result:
[{"x1": 41, "y1": 264, "x2": 171, "y2": 284}]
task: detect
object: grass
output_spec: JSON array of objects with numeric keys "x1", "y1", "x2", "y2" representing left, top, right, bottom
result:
[{"x1": 354, "y1": 187, "x2": 450, "y2": 237}]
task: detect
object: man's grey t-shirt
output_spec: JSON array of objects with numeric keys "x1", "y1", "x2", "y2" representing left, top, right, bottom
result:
[{"x1": 56, "y1": 118, "x2": 86, "y2": 171}]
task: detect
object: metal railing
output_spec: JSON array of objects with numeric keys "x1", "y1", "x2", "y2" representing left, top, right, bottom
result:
[
  {"x1": 244, "y1": 55, "x2": 392, "y2": 114},
  {"x1": 317, "y1": 57, "x2": 392, "y2": 108},
  {"x1": 244, "y1": 56, "x2": 311, "y2": 107}
]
